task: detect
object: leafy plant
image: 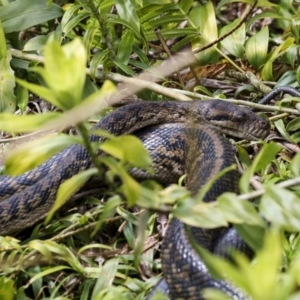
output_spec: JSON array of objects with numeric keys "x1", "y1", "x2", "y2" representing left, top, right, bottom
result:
[{"x1": 0, "y1": 1, "x2": 300, "y2": 299}]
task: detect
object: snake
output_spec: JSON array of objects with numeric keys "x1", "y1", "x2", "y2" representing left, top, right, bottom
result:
[{"x1": 0, "y1": 99, "x2": 270, "y2": 299}]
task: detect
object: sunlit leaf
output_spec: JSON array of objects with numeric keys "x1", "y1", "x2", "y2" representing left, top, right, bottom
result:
[
  {"x1": 100, "y1": 135, "x2": 152, "y2": 169},
  {"x1": 5, "y1": 134, "x2": 81, "y2": 175},
  {"x1": 245, "y1": 26, "x2": 269, "y2": 70},
  {"x1": 220, "y1": 19, "x2": 245, "y2": 59},
  {"x1": 0, "y1": 48, "x2": 16, "y2": 113}
]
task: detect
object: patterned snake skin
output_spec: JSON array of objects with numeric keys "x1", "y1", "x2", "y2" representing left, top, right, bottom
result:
[{"x1": 0, "y1": 100, "x2": 270, "y2": 299}]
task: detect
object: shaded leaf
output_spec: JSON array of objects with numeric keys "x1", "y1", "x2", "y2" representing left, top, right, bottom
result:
[{"x1": 0, "y1": 0, "x2": 63, "y2": 33}]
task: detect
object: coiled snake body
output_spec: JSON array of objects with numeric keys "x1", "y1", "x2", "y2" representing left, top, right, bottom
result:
[{"x1": 0, "y1": 100, "x2": 270, "y2": 299}]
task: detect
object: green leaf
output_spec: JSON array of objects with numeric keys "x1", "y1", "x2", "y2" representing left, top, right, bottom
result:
[
  {"x1": 16, "y1": 84, "x2": 28, "y2": 114},
  {"x1": 0, "y1": 50, "x2": 16, "y2": 113},
  {"x1": 190, "y1": 3, "x2": 219, "y2": 64},
  {"x1": 0, "y1": 20, "x2": 7, "y2": 59},
  {"x1": 100, "y1": 135, "x2": 152, "y2": 169},
  {"x1": 103, "y1": 157, "x2": 141, "y2": 206},
  {"x1": 0, "y1": 112, "x2": 60, "y2": 133},
  {"x1": 218, "y1": 193, "x2": 265, "y2": 226},
  {"x1": 115, "y1": 0, "x2": 140, "y2": 33},
  {"x1": 28, "y1": 240, "x2": 53, "y2": 261},
  {"x1": 290, "y1": 153, "x2": 300, "y2": 176},
  {"x1": 220, "y1": 19, "x2": 245, "y2": 59},
  {"x1": 34, "y1": 39, "x2": 87, "y2": 110},
  {"x1": 27, "y1": 265, "x2": 72, "y2": 286},
  {"x1": 0, "y1": 0, "x2": 63, "y2": 33},
  {"x1": 261, "y1": 37, "x2": 295, "y2": 81},
  {"x1": 245, "y1": 229, "x2": 282, "y2": 299},
  {"x1": 260, "y1": 186, "x2": 300, "y2": 231},
  {"x1": 23, "y1": 35, "x2": 48, "y2": 52},
  {"x1": 234, "y1": 223, "x2": 265, "y2": 252},
  {"x1": 245, "y1": 26, "x2": 269, "y2": 70},
  {"x1": 92, "y1": 196, "x2": 122, "y2": 235},
  {"x1": 16, "y1": 78, "x2": 62, "y2": 108},
  {"x1": 286, "y1": 116, "x2": 300, "y2": 131},
  {"x1": 240, "y1": 142, "x2": 282, "y2": 193},
  {"x1": 91, "y1": 259, "x2": 119, "y2": 299},
  {"x1": 116, "y1": 31, "x2": 135, "y2": 65},
  {"x1": 0, "y1": 277, "x2": 14, "y2": 300},
  {"x1": 275, "y1": 119, "x2": 291, "y2": 141},
  {"x1": 5, "y1": 134, "x2": 81, "y2": 175},
  {"x1": 46, "y1": 168, "x2": 99, "y2": 223}
]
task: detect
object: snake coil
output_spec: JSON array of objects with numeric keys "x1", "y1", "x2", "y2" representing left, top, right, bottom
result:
[{"x1": 0, "y1": 100, "x2": 270, "y2": 299}]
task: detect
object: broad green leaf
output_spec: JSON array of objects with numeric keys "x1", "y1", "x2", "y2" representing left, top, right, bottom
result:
[
  {"x1": 0, "y1": 277, "x2": 14, "y2": 300},
  {"x1": 100, "y1": 135, "x2": 152, "y2": 169},
  {"x1": 250, "y1": 142, "x2": 282, "y2": 172},
  {"x1": 62, "y1": 12, "x2": 91, "y2": 38},
  {"x1": 174, "y1": 199, "x2": 228, "y2": 228},
  {"x1": 0, "y1": 20, "x2": 6, "y2": 59},
  {"x1": 117, "y1": 31, "x2": 135, "y2": 65},
  {"x1": 236, "y1": 145, "x2": 252, "y2": 167},
  {"x1": 33, "y1": 39, "x2": 87, "y2": 110},
  {"x1": 28, "y1": 240, "x2": 53, "y2": 261},
  {"x1": 291, "y1": 18, "x2": 300, "y2": 44},
  {"x1": 275, "y1": 119, "x2": 291, "y2": 141},
  {"x1": 0, "y1": 50, "x2": 16, "y2": 112},
  {"x1": 190, "y1": 3, "x2": 219, "y2": 64},
  {"x1": 115, "y1": 0, "x2": 140, "y2": 33},
  {"x1": 107, "y1": 17, "x2": 143, "y2": 40},
  {"x1": 89, "y1": 50, "x2": 109, "y2": 79},
  {"x1": 290, "y1": 153, "x2": 300, "y2": 176},
  {"x1": 275, "y1": 71, "x2": 297, "y2": 87},
  {"x1": 240, "y1": 142, "x2": 282, "y2": 193},
  {"x1": 103, "y1": 157, "x2": 141, "y2": 206},
  {"x1": 245, "y1": 26, "x2": 269, "y2": 70},
  {"x1": 114, "y1": 60, "x2": 136, "y2": 76},
  {"x1": 220, "y1": 19, "x2": 245, "y2": 59},
  {"x1": 61, "y1": 4, "x2": 91, "y2": 37},
  {"x1": 234, "y1": 224, "x2": 265, "y2": 252},
  {"x1": 46, "y1": 168, "x2": 99, "y2": 223},
  {"x1": 286, "y1": 116, "x2": 300, "y2": 131},
  {"x1": 16, "y1": 78, "x2": 62, "y2": 108},
  {"x1": 179, "y1": 0, "x2": 193, "y2": 13},
  {"x1": 0, "y1": 112, "x2": 60, "y2": 133},
  {"x1": 260, "y1": 186, "x2": 300, "y2": 231},
  {"x1": 261, "y1": 37, "x2": 295, "y2": 81},
  {"x1": 285, "y1": 44, "x2": 298, "y2": 68},
  {"x1": 0, "y1": 0, "x2": 63, "y2": 33},
  {"x1": 5, "y1": 134, "x2": 81, "y2": 175},
  {"x1": 15, "y1": 84, "x2": 28, "y2": 114},
  {"x1": 83, "y1": 27, "x2": 99, "y2": 60},
  {"x1": 218, "y1": 193, "x2": 264, "y2": 226},
  {"x1": 297, "y1": 65, "x2": 300, "y2": 86},
  {"x1": 91, "y1": 259, "x2": 119, "y2": 299},
  {"x1": 245, "y1": 230, "x2": 282, "y2": 299},
  {"x1": 23, "y1": 35, "x2": 48, "y2": 52}
]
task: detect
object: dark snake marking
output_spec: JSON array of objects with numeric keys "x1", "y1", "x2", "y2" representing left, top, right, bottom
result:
[{"x1": 0, "y1": 100, "x2": 270, "y2": 299}]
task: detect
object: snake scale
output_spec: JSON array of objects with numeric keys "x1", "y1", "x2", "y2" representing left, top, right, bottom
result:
[{"x1": 0, "y1": 99, "x2": 270, "y2": 299}]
